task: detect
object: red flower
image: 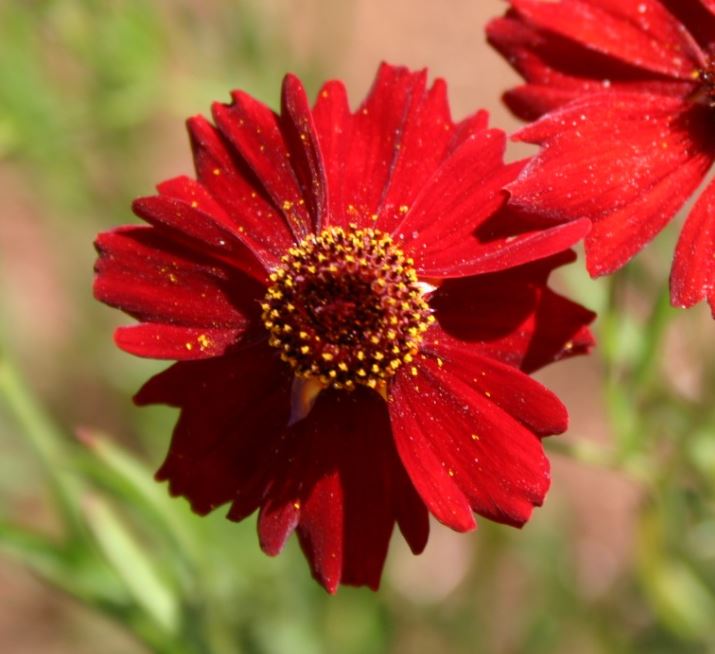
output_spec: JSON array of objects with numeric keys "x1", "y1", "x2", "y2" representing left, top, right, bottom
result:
[
  {"x1": 94, "y1": 63, "x2": 594, "y2": 592},
  {"x1": 488, "y1": 1, "x2": 715, "y2": 312}
]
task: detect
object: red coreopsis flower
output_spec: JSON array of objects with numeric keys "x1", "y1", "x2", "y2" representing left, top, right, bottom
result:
[
  {"x1": 94, "y1": 63, "x2": 594, "y2": 592},
  {"x1": 488, "y1": 0, "x2": 715, "y2": 312}
]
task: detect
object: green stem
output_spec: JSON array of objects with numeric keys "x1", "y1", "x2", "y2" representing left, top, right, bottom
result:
[
  {"x1": 587, "y1": 273, "x2": 675, "y2": 474},
  {"x1": 633, "y1": 285, "x2": 674, "y2": 390},
  {"x1": 599, "y1": 275, "x2": 640, "y2": 458}
]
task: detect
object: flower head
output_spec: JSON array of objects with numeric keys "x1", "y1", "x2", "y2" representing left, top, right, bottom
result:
[
  {"x1": 488, "y1": 0, "x2": 715, "y2": 313},
  {"x1": 94, "y1": 63, "x2": 594, "y2": 592}
]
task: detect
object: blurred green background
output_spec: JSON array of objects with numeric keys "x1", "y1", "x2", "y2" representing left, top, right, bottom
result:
[{"x1": 1, "y1": 1, "x2": 715, "y2": 652}]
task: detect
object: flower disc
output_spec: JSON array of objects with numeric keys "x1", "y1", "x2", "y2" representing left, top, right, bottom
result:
[{"x1": 262, "y1": 226, "x2": 433, "y2": 390}]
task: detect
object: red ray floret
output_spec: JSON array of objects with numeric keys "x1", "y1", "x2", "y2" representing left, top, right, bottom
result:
[
  {"x1": 488, "y1": 0, "x2": 715, "y2": 314},
  {"x1": 94, "y1": 63, "x2": 594, "y2": 593}
]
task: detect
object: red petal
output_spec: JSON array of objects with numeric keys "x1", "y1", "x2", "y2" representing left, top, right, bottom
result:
[
  {"x1": 93, "y1": 226, "x2": 263, "y2": 329},
  {"x1": 313, "y1": 64, "x2": 487, "y2": 238},
  {"x1": 337, "y1": 64, "x2": 426, "y2": 229},
  {"x1": 255, "y1": 496, "x2": 301, "y2": 556},
  {"x1": 391, "y1": 354, "x2": 551, "y2": 528},
  {"x1": 186, "y1": 115, "x2": 294, "y2": 268},
  {"x1": 312, "y1": 80, "x2": 354, "y2": 228},
  {"x1": 413, "y1": 218, "x2": 591, "y2": 278},
  {"x1": 133, "y1": 177, "x2": 265, "y2": 282},
  {"x1": 394, "y1": 469, "x2": 430, "y2": 555},
  {"x1": 520, "y1": 288, "x2": 596, "y2": 374},
  {"x1": 487, "y1": 12, "x2": 692, "y2": 120},
  {"x1": 259, "y1": 387, "x2": 422, "y2": 592},
  {"x1": 657, "y1": 1, "x2": 715, "y2": 51},
  {"x1": 388, "y1": 386, "x2": 476, "y2": 532},
  {"x1": 452, "y1": 109, "x2": 490, "y2": 147},
  {"x1": 315, "y1": 63, "x2": 470, "y2": 232},
  {"x1": 370, "y1": 75, "x2": 460, "y2": 233},
  {"x1": 429, "y1": 252, "x2": 595, "y2": 372},
  {"x1": 386, "y1": 114, "x2": 591, "y2": 278},
  {"x1": 583, "y1": 152, "x2": 712, "y2": 275},
  {"x1": 115, "y1": 324, "x2": 244, "y2": 360},
  {"x1": 137, "y1": 345, "x2": 292, "y2": 516},
  {"x1": 511, "y1": 93, "x2": 715, "y2": 276},
  {"x1": 394, "y1": 129, "x2": 512, "y2": 250},
  {"x1": 671, "y1": 178, "x2": 715, "y2": 309},
  {"x1": 295, "y1": 468, "x2": 345, "y2": 593},
  {"x1": 503, "y1": 85, "x2": 591, "y2": 122},
  {"x1": 211, "y1": 89, "x2": 317, "y2": 242},
  {"x1": 510, "y1": 0, "x2": 703, "y2": 79},
  {"x1": 421, "y1": 329, "x2": 568, "y2": 436},
  {"x1": 280, "y1": 74, "x2": 328, "y2": 230}
]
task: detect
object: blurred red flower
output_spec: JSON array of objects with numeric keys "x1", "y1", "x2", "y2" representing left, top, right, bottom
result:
[
  {"x1": 488, "y1": 0, "x2": 715, "y2": 312},
  {"x1": 94, "y1": 63, "x2": 594, "y2": 592}
]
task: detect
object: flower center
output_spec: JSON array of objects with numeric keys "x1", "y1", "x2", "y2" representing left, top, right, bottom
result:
[
  {"x1": 691, "y1": 63, "x2": 715, "y2": 107},
  {"x1": 262, "y1": 226, "x2": 434, "y2": 391}
]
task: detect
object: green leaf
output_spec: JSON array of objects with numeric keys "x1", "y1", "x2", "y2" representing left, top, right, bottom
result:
[
  {"x1": 0, "y1": 355, "x2": 83, "y2": 532},
  {"x1": 82, "y1": 494, "x2": 179, "y2": 634},
  {"x1": 0, "y1": 520, "x2": 129, "y2": 609},
  {"x1": 76, "y1": 427, "x2": 199, "y2": 563},
  {"x1": 647, "y1": 561, "x2": 715, "y2": 639},
  {"x1": 0, "y1": 521, "x2": 72, "y2": 584}
]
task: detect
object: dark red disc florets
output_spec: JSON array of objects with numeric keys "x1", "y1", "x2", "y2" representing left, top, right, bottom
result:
[{"x1": 262, "y1": 226, "x2": 434, "y2": 390}]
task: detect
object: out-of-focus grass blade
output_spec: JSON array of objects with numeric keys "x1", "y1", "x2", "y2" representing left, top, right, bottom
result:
[
  {"x1": 0, "y1": 521, "x2": 75, "y2": 586},
  {"x1": 639, "y1": 510, "x2": 715, "y2": 640},
  {"x1": 0, "y1": 520, "x2": 129, "y2": 609},
  {"x1": 0, "y1": 355, "x2": 83, "y2": 532},
  {"x1": 82, "y1": 494, "x2": 179, "y2": 634},
  {"x1": 76, "y1": 427, "x2": 199, "y2": 564},
  {"x1": 646, "y1": 561, "x2": 715, "y2": 639},
  {"x1": 688, "y1": 429, "x2": 715, "y2": 487}
]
